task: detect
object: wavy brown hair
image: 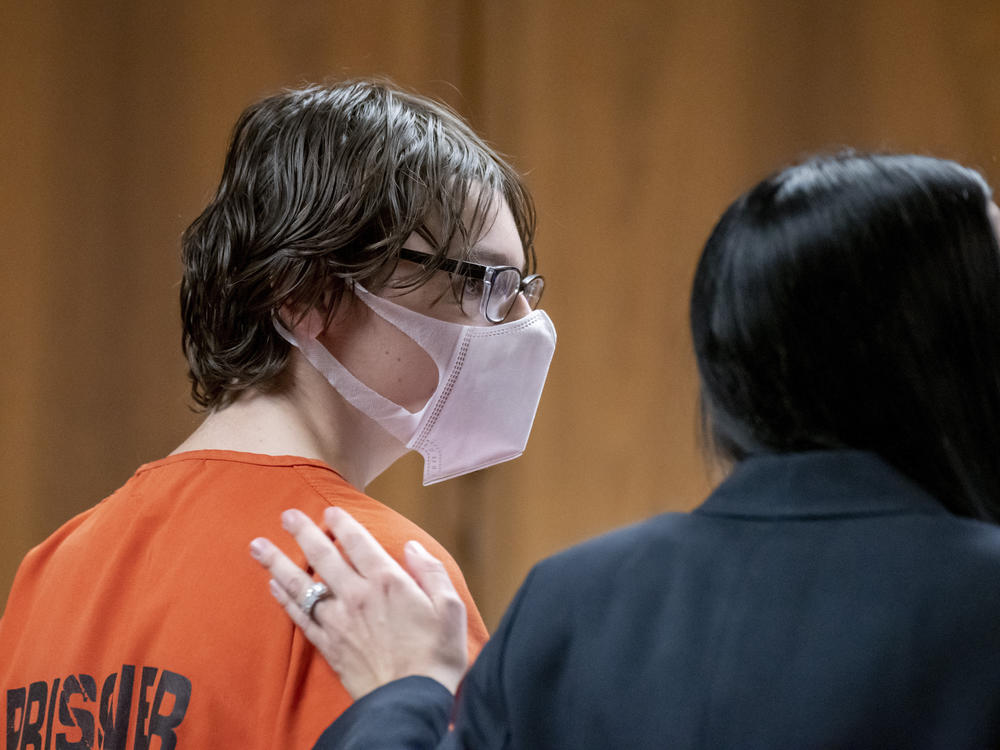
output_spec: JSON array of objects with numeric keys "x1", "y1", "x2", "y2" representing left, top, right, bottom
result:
[{"x1": 181, "y1": 80, "x2": 536, "y2": 409}]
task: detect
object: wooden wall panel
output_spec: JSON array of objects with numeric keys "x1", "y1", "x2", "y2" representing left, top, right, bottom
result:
[
  {"x1": 0, "y1": 0, "x2": 60, "y2": 608},
  {"x1": 3, "y1": 0, "x2": 1000, "y2": 631},
  {"x1": 460, "y1": 0, "x2": 1000, "y2": 624}
]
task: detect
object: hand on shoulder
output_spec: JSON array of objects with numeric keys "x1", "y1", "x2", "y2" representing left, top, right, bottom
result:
[{"x1": 250, "y1": 506, "x2": 469, "y2": 698}]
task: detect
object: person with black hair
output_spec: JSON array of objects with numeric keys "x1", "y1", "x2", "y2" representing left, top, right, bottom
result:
[
  {"x1": 256, "y1": 152, "x2": 1000, "y2": 748},
  {"x1": 0, "y1": 81, "x2": 555, "y2": 749}
]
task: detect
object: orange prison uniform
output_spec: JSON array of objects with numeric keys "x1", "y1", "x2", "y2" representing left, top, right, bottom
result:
[{"x1": 0, "y1": 451, "x2": 488, "y2": 749}]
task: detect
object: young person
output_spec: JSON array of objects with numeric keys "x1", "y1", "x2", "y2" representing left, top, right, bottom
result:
[
  {"x1": 258, "y1": 152, "x2": 1000, "y2": 748},
  {"x1": 0, "y1": 80, "x2": 555, "y2": 749}
]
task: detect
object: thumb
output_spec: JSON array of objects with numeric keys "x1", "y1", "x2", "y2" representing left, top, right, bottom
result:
[{"x1": 404, "y1": 540, "x2": 464, "y2": 613}]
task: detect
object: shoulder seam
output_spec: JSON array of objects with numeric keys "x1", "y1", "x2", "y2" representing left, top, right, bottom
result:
[{"x1": 290, "y1": 464, "x2": 341, "y2": 508}]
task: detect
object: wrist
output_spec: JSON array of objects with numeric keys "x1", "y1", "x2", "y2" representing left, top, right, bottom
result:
[{"x1": 422, "y1": 664, "x2": 467, "y2": 695}]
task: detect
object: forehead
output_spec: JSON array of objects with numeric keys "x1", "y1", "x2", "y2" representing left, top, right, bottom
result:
[{"x1": 467, "y1": 199, "x2": 525, "y2": 268}]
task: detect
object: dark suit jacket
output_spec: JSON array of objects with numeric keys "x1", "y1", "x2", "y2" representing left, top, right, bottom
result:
[{"x1": 316, "y1": 451, "x2": 1000, "y2": 749}]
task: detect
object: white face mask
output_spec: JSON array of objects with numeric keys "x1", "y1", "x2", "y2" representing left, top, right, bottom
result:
[{"x1": 276, "y1": 285, "x2": 557, "y2": 485}]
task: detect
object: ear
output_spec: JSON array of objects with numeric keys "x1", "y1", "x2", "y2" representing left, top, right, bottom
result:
[
  {"x1": 282, "y1": 286, "x2": 370, "y2": 340},
  {"x1": 277, "y1": 303, "x2": 327, "y2": 339}
]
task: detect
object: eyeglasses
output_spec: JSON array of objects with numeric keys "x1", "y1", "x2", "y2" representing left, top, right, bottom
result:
[{"x1": 398, "y1": 248, "x2": 545, "y2": 323}]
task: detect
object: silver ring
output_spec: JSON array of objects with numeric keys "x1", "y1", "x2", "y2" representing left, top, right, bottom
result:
[{"x1": 300, "y1": 581, "x2": 332, "y2": 618}]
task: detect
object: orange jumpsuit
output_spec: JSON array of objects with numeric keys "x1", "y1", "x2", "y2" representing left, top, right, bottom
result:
[{"x1": 0, "y1": 451, "x2": 487, "y2": 749}]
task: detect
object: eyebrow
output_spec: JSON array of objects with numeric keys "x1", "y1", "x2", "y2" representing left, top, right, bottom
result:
[{"x1": 470, "y1": 246, "x2": 526, "y2": 270}]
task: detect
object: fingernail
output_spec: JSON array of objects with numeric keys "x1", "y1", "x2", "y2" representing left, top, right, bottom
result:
[
  {"x1": 249, "y1": 538, "x2": 270, "y2": 560},
  {"x1": 406, "y1": 540, "x2": 427, "y2": 555},
  {"x1": 281, "y1": 509, "x2": 301, "y2": 531}
]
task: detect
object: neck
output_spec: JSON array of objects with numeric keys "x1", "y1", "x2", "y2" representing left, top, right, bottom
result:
[{"x1": 171, "y1": 351, "x2": 408, "y2": 490}]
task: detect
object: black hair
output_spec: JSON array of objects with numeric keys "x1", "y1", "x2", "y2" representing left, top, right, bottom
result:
[{"x1": 691, "y1": 152, "x2": 1000, "y2": 521}]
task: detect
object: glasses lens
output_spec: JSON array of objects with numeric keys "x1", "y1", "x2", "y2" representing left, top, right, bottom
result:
[
  {"x1": 523, "y1": 276, "x2": 544, "y2": 310},
  {"x1": 486, "y1": 269, "x2": 521, "y2": 322}
]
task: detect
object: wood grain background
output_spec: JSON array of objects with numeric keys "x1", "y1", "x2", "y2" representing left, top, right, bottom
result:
[{"x1": 2, "y1": 0, "x2": 999, "y2": 628}]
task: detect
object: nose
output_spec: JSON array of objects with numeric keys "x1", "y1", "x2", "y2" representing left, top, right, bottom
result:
[{"x1": 504, "y1": 293, "x2": 533, "y2": 322}]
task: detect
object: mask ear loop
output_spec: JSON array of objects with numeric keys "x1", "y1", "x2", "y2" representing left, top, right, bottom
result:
[
  {"x1": 273, "y1": 309, "x2": 427, "y2": 445},
  {"x1": 352, "y1": 284, "x2": 471, "y2": 364}
]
